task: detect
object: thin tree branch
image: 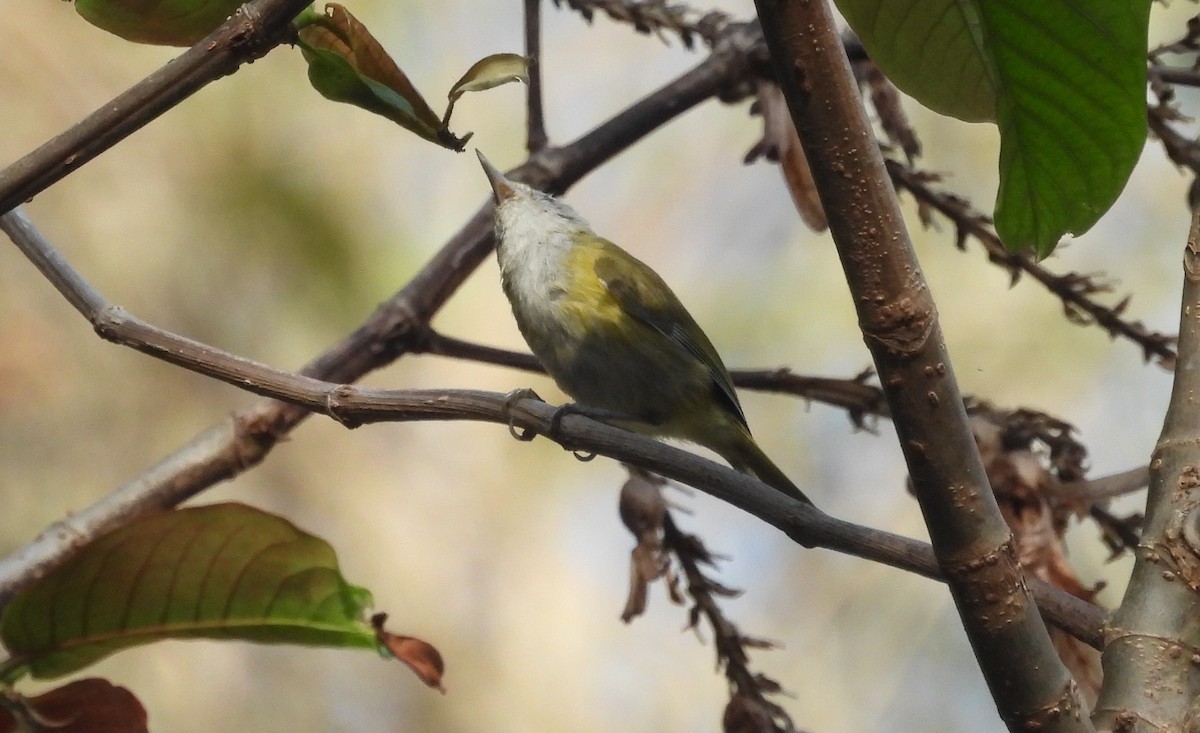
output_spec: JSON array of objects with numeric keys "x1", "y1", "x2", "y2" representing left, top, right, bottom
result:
[
  {"x1": 0, "y1": 19, "x2": 765, "y2": 604},
  {"x1": 1057, "y1": 466, "x2": 1150, "y2": 503},
  {"x1": 418, "y1": 330, "x2": 890, "y2": 421},
  {"x1": 524, "y1": 0, "x2": 548, "y2": 153},
  {"x1": 1149, "y1": 66, "x2": 1200, "y2": 88},
  {"x1": 550, "y1": 0, "x2": 733, "y2": 50},
  {"x1": 0, "y1": 207, "x2": 1108, "y2": 648},
  {"x1": 753, "y1": 1, "x2": 1092, "y2": 730},
  {"x1": 1093, "y1": 210, "x2": 1200, "y2": 730},
  {"x1": 887, "y1": 159, "x2": 1177, "y2": 368},
  {"x1": 0, "y1": 0, "x2": 310, "y2": 214}
]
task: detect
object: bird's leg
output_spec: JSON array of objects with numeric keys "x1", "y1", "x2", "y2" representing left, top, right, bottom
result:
[
  {"x1": 503, "y1": 388, "x2": 544, "y2": 442},
  {"x1": 547, "y1": 403, "x2": 647, "y2": 463},
  {"x1": 547, "y1": 402, "x2": 636, "y2": 434}
]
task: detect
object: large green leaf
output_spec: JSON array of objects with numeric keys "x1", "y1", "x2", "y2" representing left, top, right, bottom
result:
[
  {"x1": 0, "y1": 503, "x2": 377, "y2": 681},
  {"x1": 835, "y1": 0, "x2": 1150, "y2": 256}
]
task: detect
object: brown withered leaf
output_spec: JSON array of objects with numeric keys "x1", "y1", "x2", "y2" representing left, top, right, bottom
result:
[
  {"x1": 297, "y1": 4, "x2": 460, "y2": 148},
  {"x1": 0, "y1": 678, "x2": 147, "y2": 733},
  {"x1": 722, "y1": 691, "x2": 796, "y2": 733},
  {"x1": 745, "y1": 80, "x2": 828, "y2": 232},
  {"x1": 969, "y1": 413, "x2": 1104, "y2": 703},
  {"x1": 619, "y1": 467, "x2": 672, "y2": 622},
  {"x1": 371, "y1": 614, "x2": 446, "y2": 693}
]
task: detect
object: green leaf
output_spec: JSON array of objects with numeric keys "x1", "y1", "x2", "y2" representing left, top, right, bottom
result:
[
  {"x1": 835, "y1": 0, "x2": 1150, "y2": 256},
  {"x1": 300, "y1": 43, "x2": 442, "y2": 143},
  {"x1": 296, "y1": 4, "x2": 468, "y2": 150},
  {"x1": 0, "y1": 503, "x2": 377, "y2": 681},
  {"x1": 442, "y1": 53, "x2": 529, "y2": 127},
  {"x1": 73, "y1": 0, "x2": 249, "y2": 46}
]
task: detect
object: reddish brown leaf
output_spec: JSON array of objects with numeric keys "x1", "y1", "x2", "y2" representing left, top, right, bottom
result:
[
  {"x1": 302, "y1": 4, "x2": 441, "y2": 130},
  {"x1": 371, "y1": 614, "x2": 445, "y2": 693},
  {"x1": 0, "y1": 678, "x2": 147, "y2": 733},
  {"x1": 970, "y1": 412, "x2": 1105, "y2": 701},
  {"x1": 746, "y1": 81, "x2": 828, "y2": 232},
  {"x1": 618, "y1": 468, "x2": 672, "y2": 622},
  {"x1": 722, "y1": 692, "x2": 791, "y2": 733}
]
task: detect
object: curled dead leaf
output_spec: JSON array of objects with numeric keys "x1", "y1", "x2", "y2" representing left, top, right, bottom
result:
[
  {"x1": 745, "y1": 80, "x2": 827, "y2": 232},
  {"x1": 371, "y1": 613, "x2": 446, "y2": 693},
  {"x1": 619, "y1": 467, "x2": 671, "y2": 622},
  {"x1": 968, "y1": 410, "x2": 1105, "y2": 704},
  {"x1": 0, "y1": 678, "x2": 147, "y2": 733},
  {"x1": 443, "y1": 53, "x2": 529, "y2": 126}
]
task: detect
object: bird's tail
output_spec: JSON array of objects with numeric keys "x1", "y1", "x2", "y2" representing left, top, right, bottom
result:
[{"x1": 718, "y1": 429, "x2": 813, "y2": 505}]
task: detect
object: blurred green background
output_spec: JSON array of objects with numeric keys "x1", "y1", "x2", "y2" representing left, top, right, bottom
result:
[{"x1": 0, "y1": 1, "x2": 1192, "y2": 730}]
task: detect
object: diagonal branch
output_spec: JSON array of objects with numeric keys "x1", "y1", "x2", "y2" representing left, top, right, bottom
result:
[
  {"x1": 753, "y1": 1, "x2": 1093, "y2": 730},
  {"x1": 1092, "y1": 210, "x2": 1200, "y2": 730},
  {"x1": 0, "y1": 0, "x2": 312, "y2": 214},
  {"x1": 0, "y1": 19, "x2": 765, "y2": 604}
]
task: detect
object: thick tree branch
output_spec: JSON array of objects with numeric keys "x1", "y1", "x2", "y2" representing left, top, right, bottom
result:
[
  {"x1": 1093, "y1": 211, "x2": 1200, "y2": 731},
  {"x1": 752, "y1": 1, "x2": 1092, "y2": 730},
  {"x1": 0, "y1": 0, "x2": 311, "y2": 214}
]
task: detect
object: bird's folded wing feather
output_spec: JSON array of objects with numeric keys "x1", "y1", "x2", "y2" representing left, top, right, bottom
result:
[{"x1": 593, "y1": 252, "x2": 749, "y2": 429}]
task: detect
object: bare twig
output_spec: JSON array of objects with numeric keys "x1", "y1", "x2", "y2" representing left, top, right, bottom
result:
[
  {"x1": 1149, "y1": 66, "x2": 1200, "y2": 88},
  {"x1": 524, "y1": 0, "x2": 549, "y2": 153},
  {"x1": 887, "y1": 159, "x2": 1178, "y2": 367},
  {"x1": 1057, "y1": 466, "x2": 1150, "y2": 503},
  {"x1": 419, "y1": 330, "x2": 889, "y2": 423},
  {"x1": 550, "y1": 0, "x2": 732, "y2": 49}
]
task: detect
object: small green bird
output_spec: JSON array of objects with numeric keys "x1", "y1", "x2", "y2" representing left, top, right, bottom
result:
[{"x1": 478, "y1": 151, "x2": 811, "y2": 505}]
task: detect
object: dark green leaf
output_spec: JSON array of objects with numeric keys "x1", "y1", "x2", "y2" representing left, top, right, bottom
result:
[{"x1": 836, "y1": 0, "x2": 1150, "y2": 256}]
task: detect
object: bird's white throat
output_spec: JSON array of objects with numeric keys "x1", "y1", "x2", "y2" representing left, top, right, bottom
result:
[{"x1": 494, "y1": 184, "x2": 593, "y2": 293}]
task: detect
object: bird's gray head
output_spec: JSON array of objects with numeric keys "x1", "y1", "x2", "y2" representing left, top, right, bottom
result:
[{"x1": 476, "y1": 150, "x2": 591, "y2": 248}]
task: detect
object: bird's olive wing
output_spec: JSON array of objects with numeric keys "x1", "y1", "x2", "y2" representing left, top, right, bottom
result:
[{"x1": 593, "y1": 252, "x2": 748, "y2": 429}]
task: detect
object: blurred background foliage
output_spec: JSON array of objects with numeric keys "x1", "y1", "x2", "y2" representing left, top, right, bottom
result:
[{"x1": 0, "y1": 1, "x2": 1195, "y2": 730}]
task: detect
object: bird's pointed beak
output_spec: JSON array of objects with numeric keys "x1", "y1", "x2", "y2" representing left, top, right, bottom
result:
[{"x1": 476, "y1": 150, "x2": 517, "y2": 203}]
